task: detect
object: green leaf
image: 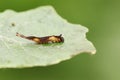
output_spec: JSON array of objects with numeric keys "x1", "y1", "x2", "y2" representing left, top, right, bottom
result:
[{"x1": 0, "y1": 6, "x2": 96, "y2": 68}]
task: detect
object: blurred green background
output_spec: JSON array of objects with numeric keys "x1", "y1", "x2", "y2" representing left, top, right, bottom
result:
[{"x1": 0, "y1": 0, "x2": 120, "y2": 80}]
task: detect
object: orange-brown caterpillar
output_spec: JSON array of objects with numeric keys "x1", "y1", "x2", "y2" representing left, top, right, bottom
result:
[{"x1": 16, "y1": 32, "x2": 64, "y2": 44}]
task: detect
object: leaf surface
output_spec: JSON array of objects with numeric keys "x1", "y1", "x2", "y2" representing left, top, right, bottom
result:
[{"x1": 0, "y1": 6, "x2": 96, "y2": 68}]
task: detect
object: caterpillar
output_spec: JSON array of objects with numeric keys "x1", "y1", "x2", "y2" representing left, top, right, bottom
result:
[{"x1": 16, "y1": 32, "x2": 64, "y2": 44}]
